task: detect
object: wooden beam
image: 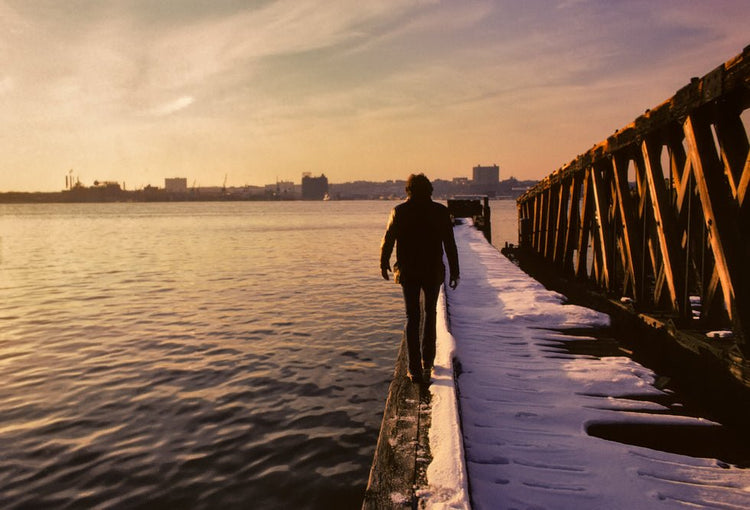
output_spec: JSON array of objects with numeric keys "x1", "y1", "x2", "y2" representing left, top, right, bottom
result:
[
  {"x1": 684, "y1": 113, "x2": 746, "y2": 337},
  {"x1": 668, "y1": 126, "x2": 689, "y2": 193},
  {"x1": 533, "y1": 194, "x2": 542, "y2": 253},
  {"x1": 654, "y1": 264, "x2": 668, "y2": 308},
  {"x1": 646, "y1": 235, "x2": 661, "y2": 308},
  {"x1": 544, "y1": 186, "x2": 559, "y2": 261},
  {"x1": 541, "y1": 191, "x2": 548, "y2": 255},
  {"x1": 576, "y1": 168, "x2": 594, "y2": 279},
  {"x1": 562, "y1": 175, "x2": 581, "y2": 274},
  {"x1": 641, "y1": 137, "x2": 685, "y2": 314},
  {"x1": 612, "y1": 154, "x2": 643, "y2": 301},
  {"x1": 592, "y1": 237, "x2": 604, "y2": 286},
  {"x1": 739, "y1": 151, "x2": 750, "y2": 208},
  {"x1": 590, "y1": 164, "x2": 613, "y2": 290},
  {"x1": 675, "y1": 156, "x2": 693, "y2": 217},
  {"x1": 539, "y1": 190, "x2": 549, "y2": 256},
  {"x1": 553, "y1": 180, "x2": 570, "y2": 266},
  {"x1": 702, "y1": 266, "x2": 726, "y2": 328},
  {"x1": 536, "y1": 193, "x2": 546, "y2": 254},
  {"x1": 608, "y1": 177, "x2": 624, "y2": 294},
  {"x1": 525, "y1": 200, "x2": 535, "y2": 248},
  {"x1": 714, "y1": 106, "x2": 749, "y2": 199}
]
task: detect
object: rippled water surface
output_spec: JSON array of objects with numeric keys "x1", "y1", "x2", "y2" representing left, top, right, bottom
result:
[{"x1": 0, "y1": 201, "x2": 422, "y2": 509}]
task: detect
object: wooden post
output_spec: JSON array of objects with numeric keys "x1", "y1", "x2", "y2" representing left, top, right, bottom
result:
[{"x1": 685, "y1": 112, "x2": 748, "y2": 344}]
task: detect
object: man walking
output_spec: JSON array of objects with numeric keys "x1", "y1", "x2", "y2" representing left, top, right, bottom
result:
[{"x1": 380, "y1": 173, "x2": 459, "y2": 383}]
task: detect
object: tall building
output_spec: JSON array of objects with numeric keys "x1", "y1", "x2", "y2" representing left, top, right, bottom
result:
[
  {"x1": 165, "y1": 177, "x2": 188, "y2": 193},
  {"x1": 301, "y1": 173, "x2": 329, "y2": 200},
  {"x1": 472, "y1": 164, "x2": 500, "y2": 185}
]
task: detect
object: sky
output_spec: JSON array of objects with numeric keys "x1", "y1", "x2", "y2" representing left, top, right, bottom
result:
[{"x1": 0, "y1": 1, "x2": 748, "y2": 192}]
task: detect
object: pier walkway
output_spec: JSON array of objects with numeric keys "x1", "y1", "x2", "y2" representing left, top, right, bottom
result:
[{"x1": 423, "y1": 220, "x2": 750, "y2": 509}]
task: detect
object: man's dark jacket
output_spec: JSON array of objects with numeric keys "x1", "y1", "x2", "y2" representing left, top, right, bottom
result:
[{"x1": 380, "y1": 197, "x2": 459, "y2": 285}]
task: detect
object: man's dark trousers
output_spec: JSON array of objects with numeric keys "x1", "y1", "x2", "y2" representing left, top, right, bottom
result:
[{"x1": 402, "y1": 280, "x2": 441, "y2": 376}]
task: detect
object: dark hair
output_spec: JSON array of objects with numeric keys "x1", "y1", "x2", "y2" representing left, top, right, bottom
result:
[{"x1": 405, "y1": 173, "x2": 433, "y2": 199}]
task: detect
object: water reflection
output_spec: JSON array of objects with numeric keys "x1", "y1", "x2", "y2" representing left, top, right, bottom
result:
[{"x1": 0, "y1": 201, "x2": 407, "y2": 509}]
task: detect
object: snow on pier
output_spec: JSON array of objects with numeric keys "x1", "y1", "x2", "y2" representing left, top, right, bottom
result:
[{"x1": 424, "y1": 220, "x2": 750, "y2": 509}]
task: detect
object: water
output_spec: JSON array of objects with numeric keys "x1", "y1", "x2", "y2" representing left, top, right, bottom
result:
[
  {"x1": 0, "y1": 199, "x2": 519, "y2": 509},
  {"x1": 489, "y1": 199, "x2": 519, "y2": 250},
  {"x1": 12, "y1": 198, "x2": 741, "y2": 505},
  {"x1": 0, "y1": 200, "x2": 425, "y2": 509}
]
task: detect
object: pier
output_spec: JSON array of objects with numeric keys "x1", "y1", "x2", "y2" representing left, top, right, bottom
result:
[
  {"x1": 365, "y1": 47, "x2": 750, "y2": 508},
  {"x1": 366, "y1": 219, "x2": 750, "y2": 509},
  {"x1": 516, "y1": 46, "x2": 750, "y2": 385}
]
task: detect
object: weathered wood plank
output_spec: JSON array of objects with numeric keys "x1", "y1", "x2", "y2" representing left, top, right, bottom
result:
[
  {"x1": 684, "y1": 116, "x2": 738, "y2": 314},
  {"x1": 539, "y1": 189, "x2": 550, "y2": 257},
  {"x1": 641, "y1": 137, "x2": 684, "y2": 314},
  {"x1": 553, "y1": 179, "x2": 570, "y2": 267},
  {"x1": 590, "y1": 164, "x2": 612, "y2": 290},
  {"x1": 562, "y1": 175, "x2": 581, "y2": 274},
  {"x1": 685, "y1": 113, "x2": 749, "y2": 343},
  {"x1": 612, "y1": 154, "x2": 643, "y2": 301},
  {"x1": 714, "y1": 109, "x2": 749, "y2": 199},
  {"x1": 363, "y1": 336, "x2": 421, "y2": 509},
  {"x1": 576, "y1": 168, "x2": 594, "y2": 279},
  {"x1": 615, "y1": 237, "x2": 633, "y2": 296},
  {"x1": 534, "y1": 194, "x2": 543, "y2": 252},
  {"x1": 668, "y1": 126, "x2": 689, "y2": 193},
  {"x1": 703, "y1": 266, "x2": 725, "y2": 328},
  {"x1": 545, "y1": 184, "x2": 560, "y2": 261},
  {"x1": 739, "y1": 153, "x2": 750, "y2": 207}
]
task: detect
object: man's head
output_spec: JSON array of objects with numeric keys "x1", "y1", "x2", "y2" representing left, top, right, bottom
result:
[{"x1": 405, "y1": 173, "x2": 433, "y2": 200}]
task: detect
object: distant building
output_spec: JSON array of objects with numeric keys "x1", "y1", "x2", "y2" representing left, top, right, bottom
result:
[
  {"x1": 472, "y1": 165, "x2": 500, "y2": 185},
  {"x1": 165, "y1": 178, "x2": 188, "y2": 193},
  {"x1": 92, "y1": 180, "x2": 122, "y2": 190},
  {"x1": 301, "y1": 173, "x2": 329, "y2": 200},
  {"x1": 265, "y1": 180, "x2": 297, "y2": 199}
]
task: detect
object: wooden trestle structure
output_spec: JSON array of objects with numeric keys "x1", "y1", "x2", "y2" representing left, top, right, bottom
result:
[{"x1": 517, "y1": 47, "x2": 750, "y2": 369}]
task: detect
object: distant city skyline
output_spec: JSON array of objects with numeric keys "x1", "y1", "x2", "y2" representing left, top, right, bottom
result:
[
  {"x1": 59, "y1": 166, "x2": 512, "y2": 192},
  {"x1": 1, "y1": 1, "x2": 749, "y2": 192}
]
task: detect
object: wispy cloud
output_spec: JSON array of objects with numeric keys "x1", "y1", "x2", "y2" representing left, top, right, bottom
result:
[{"x1": 148, "y1": 95, "x2": 195, "y2": 117}]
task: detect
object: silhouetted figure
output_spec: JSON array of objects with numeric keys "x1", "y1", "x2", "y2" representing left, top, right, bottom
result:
[{"x1": 380, "y1": 174, "x2": 459, "y2": 383}]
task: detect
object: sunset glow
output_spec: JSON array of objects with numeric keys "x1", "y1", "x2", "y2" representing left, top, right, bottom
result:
[{"x1": 1, "y1": 0, "x2": 748, "y2": 191}]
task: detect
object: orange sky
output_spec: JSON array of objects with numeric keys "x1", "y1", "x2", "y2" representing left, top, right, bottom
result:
[{"x1": 1, "y1": 1, "x2": 749, "y2": 191}]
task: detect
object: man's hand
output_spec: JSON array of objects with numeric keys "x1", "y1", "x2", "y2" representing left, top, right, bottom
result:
[
  {"x1": 381, "y1": 266, "x2": 391, "y2": 281},
  {"x1": 449, "y1": 277, "x2": 459, "y2": 290}
]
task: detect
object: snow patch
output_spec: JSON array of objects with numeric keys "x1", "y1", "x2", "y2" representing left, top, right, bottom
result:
[
  {"x1": 707, "y1": 330, "x2": 733, "y2": 339},
  {"x1": 421, "y1": 290, "x2": 470, "y2": 509},
  {"x1": 390, "y1": 492, "x2": 409, "y2": 505},
  {"x1": 435, "y1": 222, "x2": 750, "y2": 509}
]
